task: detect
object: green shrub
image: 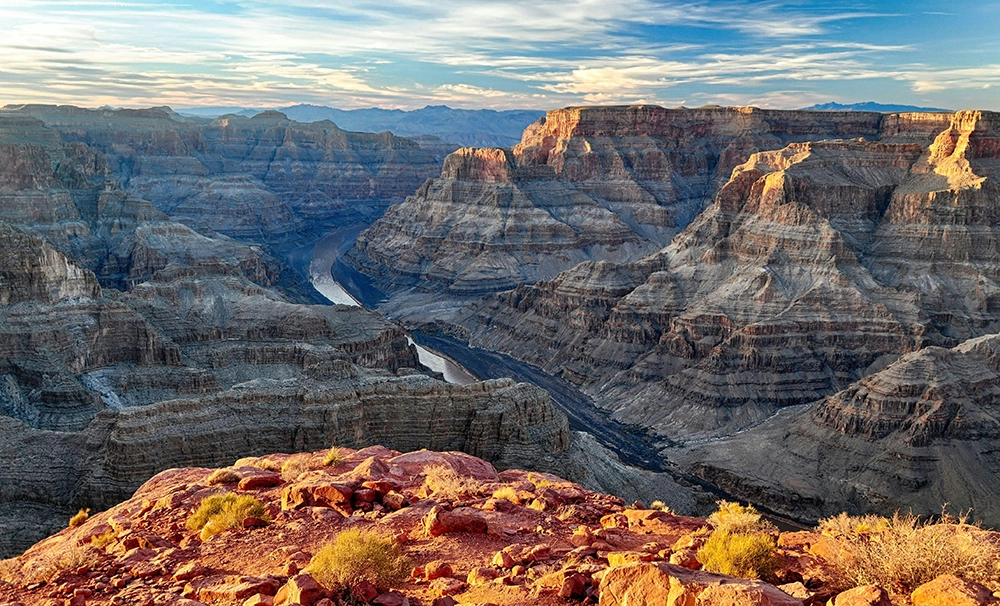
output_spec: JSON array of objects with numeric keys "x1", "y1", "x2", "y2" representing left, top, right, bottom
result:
[
  {"x1": 68, "y1": 508, "x2": 90, "y2": 528},
  {"x1": 707, "y1": 500, "x2": 775, "y2": 535},
  {"x1": 305, "y1": 528, "x2": 412, "y2": 590},
  {"x1": 697, "y1": 530, "x2": 779, "y2": 579},
  {"x1": 186, "y1": 493, "x2": 267, "y2": 540},
  {"x1": 821, "y1": 511, "x2": 1000, "y2": 592}
]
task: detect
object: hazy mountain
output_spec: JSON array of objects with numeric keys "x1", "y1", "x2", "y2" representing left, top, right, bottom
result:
[
  {"x1": 178, "y1": 104, "x2": 544, "y2": 147},
  {"x1": 802, "y1": 101, "x2": 951, "y2": 113}
]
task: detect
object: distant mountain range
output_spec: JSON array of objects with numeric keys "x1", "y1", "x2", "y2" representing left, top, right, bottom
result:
[
  {"x1": 176, "y1": 104, "x2": 545, "y2": 147},
  {"x1": 802, "y1": 101, "x2": 951, "y2": 113}
]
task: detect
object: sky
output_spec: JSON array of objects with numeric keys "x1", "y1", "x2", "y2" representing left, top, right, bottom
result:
[{"x1": 1, "y1": 0, "x2": 999, "y2": 111}]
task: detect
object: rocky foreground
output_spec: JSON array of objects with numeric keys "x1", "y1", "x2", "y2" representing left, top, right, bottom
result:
[{"x1": 1, "y1": 447, "x2": 997, "y2": 606}]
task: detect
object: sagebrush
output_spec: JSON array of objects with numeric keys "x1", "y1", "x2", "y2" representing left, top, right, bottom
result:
[
  {"x1": 819, "y1": 511, "x2": 1000, "y2": 592},
  {"x1": 697, "y1": 530, "x2": 779, "y2": 579},
  {"x1": 305, "y1": 529, "x2": 412, "y2": 589},
  {"x1": 186, "y1": 493, "x2": 268, "y2": 540},
  {"x1": 708, "y1": 500, "x2": 775, "y2": 535}
]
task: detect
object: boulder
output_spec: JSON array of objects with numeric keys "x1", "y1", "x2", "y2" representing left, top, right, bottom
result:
[
  {"x1": 911, "y1": 575, "x2": 998, "y2": 606},
  {"x1": 833, "y1": 586, "x2": 891, "y2": 606}
]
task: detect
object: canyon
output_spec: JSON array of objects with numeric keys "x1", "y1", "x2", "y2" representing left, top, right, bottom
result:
[
  {"x1": 2, "y1": 100, "x2": 1000, "y2": 568},
  {"x1": 349, "y1": 106, "x2": 1000, "y2": 527},
  {"x1": 0, "y1": 105, "x2": 698, "y2": 559}
]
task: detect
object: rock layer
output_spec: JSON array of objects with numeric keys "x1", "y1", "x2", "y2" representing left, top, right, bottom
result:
[
  {"x1": 351, "y1": 106, "x2": 924, "y2": 295},
  {"x1": 6, "y1": 105, "x2": 455, "y2": 241}
]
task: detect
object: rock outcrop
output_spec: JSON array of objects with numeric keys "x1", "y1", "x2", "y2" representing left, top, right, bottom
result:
[
  {"x1": 5, "y1": 105, "x2": 455, "y2": 242},
  {"x1": 350, "y1": 106, "x2": 923, "y2": 296},
  {"x1": 2, "y1": 447, "x2": 997, "y2": 605}
]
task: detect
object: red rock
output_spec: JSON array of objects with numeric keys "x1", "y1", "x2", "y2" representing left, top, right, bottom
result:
[
  {"x1": 493, "y1": 549, "x2": 516, "y2": 569},
  {"x1": 238, "y1": 472, "x2": 283, "y2": 490},
  {"x1": 274, "y1": 574, "x2": 325, "y2": 606},
  {"x1": 598, "y1": 563, "x2": 801, "y2": 606},
  {"x1": 423, "y1": 506, "x2": 488, "y2": 536},
  {"x1": 281, "y1": 478, "x2": 353, "y2": 513},
  {"x1": 432, "y1": 598, "x2": 456, "y2": 606},
  {"x1": 430, "y1": 577, "x2": 466, "y2": 597},
  {"x1": 174, "y1": 562, "x2": 207, "y2": 581},
  {"x1": 188, "y1": 576, "x2": 281, "y2": 601},
  {"x1": 467, "y1": 567, "x2": 499, "y2": 586},
  {"x1": 911, "y1": 575, "x2": 997, "y2": 606},
  {"x1": 559, "y1": 573, "x2": 590, "y2": 599},
  {"x1": 833, "y1": 586, "x2": 891, "y2": 606},
  {"x1": 242, "y1": 517, "x2": 268, "y2": 528},
  {"x1": 382, "y1": 491, "x2": 408, "y2": 511},
  {"x1": 353, "y1": 488, "x2": 377, "y2": 503},
  {"x1": 425, "y1": 561, "x2": 453, "y2": 580},
  {"x1": 243, "y1": 595, "x2": 274, "y2": 606},
  {"x1": 351, "y1": 580, "x2": 379, "y2": 602},
  {"x1": 571, "y1": 526, "x2": 595, "y2": 547},
  {"x1": 373, "y1": 592, "x2": 410, "y2": 606},
  {"x1": 65, "y1": 597, "x2": 85, "y2": 606},
  {"x1": 668, "y1": 548, "x2": 700, "y2": 570}
]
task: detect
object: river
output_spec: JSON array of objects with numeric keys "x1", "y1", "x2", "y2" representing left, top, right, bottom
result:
[{"x1": 308, "y1": 229, "x2": 477, "y2": 386}]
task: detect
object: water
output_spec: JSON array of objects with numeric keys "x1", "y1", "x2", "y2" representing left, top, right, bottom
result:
[{"x1": 308, "y1": 230, "x2": 478, "y2": 386}]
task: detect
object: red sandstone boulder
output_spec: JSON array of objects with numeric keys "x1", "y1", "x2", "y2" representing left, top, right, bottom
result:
[
  {"x1": 598, "y1": 562, "x2": 802, "y2": 606},
  {"x1": 423, "y1": 506, "x2": 488, "y2": 536},
  {"x1": 911, "y1": 575, "x2": 998, "y2": 606},
  {"x1": 833, "y1": 586, "x2": 891, "y2": 606},
  {"x1": 274, "y1": 574, "x2": 325, "y2": 605}
]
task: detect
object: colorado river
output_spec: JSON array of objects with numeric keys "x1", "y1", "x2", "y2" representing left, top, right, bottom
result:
[{"x1": 309, "y1": 229, "x2": 478, "y2": 385}]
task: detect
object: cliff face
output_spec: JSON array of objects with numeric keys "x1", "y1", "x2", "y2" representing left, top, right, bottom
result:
[
  {"x1": 350, "y1": 106, "x2": 916, "y2": 295},
  {"x1": 6, "y1": 105, "x2": 455, "y2": 241},
  {"x1": 464, "y1": 109, "x2": 1000, "y2": 524}
]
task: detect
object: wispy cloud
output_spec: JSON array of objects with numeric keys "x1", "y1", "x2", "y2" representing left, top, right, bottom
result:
[{"x1": 0, "y1": 1, "x2": 995, "y2": 110}]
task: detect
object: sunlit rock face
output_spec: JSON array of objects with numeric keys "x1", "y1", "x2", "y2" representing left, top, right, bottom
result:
[
  {"x1": 6, "y1": 105, "x2": 454, "y2": 242},
  {"x1": 466, "y1": 108, "x2": 1000, "y2": 526},
  {"x1": 350, "y1": 106, "x2": 895, "y2": 295}
]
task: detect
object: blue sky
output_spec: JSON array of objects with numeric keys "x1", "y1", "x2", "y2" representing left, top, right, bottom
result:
[{"x1": 1, "y1": 0, "x2": 998, "y2": 110}]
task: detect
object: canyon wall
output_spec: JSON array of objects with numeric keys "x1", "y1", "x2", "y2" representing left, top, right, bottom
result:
[
  {"x1": 350, "y1": 106, "x2": 914, "y2": 295},
  {"x1": 6, "y1": 105, "x2": 455, "y2": 242}
]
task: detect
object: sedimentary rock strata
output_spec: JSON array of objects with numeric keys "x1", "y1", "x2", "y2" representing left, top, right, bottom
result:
[
  {"x1": 5, "y1": 105, "x2": 454, "y2": 241},
  {"x1": 350, "y1": 106, "x2": 917, "y2": 295},
  {"x1": 465, "y1": 109, "x2": 1000, "y2": 524}
]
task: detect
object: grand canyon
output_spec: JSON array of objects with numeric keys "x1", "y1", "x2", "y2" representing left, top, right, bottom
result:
[
  {"x1": 0, "y1": 100, "x2": 997, "y2": 605},
  {"x1": 2, "y1": 2, "x2": 1000, "y2": 602}
]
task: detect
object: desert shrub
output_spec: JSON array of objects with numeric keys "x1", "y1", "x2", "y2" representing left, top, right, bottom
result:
[
  {"x1": 697, "y1": 530, "x2": 779, "y2": 579},
  {"x1": 821, "y1": 511, "x2": 1000, "y2": 592},
  {"x1": 22, "y1": 545, "x2": 95, "y2": 583},
  {"x1": 305, "y1": 528, "x2": 412, "y2": 590},
  {"x1": 186, "y1": 493, "x2": 267, "y2": 541},
  {"x1": 206, "y1": 468, "x2": 241, "y2": 486},
  {"x1": 68, "y1": 508, "x2": 90, "y2": 528},
  {"x1": 424, "y1": 464, "x2": 481, "y2": 496},
  {"x1": 281, "y1": 456, "x2": 313, "y2": 482},
  {"x1": 492, "y1": 486, "x2": 520, "y2": 504},
  {"x1": 650, "y1": 500, "x2": 670, "y2": 512},
  {"x1": 89, "y1": 528, "x2": 117, "y2": 549},
  {"x1": 526, "y1": 472, "x2": 556, "y2": 489},
  {"x1": 707, "y1": 500, "x2": 775, "y2": 535},
  {"x1": 235, "y1": 456, "x2": 281, "y2": 472},
  {"x1": 324, "y1": 446, "x2": 348, "y2": 467}
]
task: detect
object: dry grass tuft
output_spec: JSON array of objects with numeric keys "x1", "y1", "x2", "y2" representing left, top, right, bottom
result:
[
  {"x1": 68, "y1": 508, "x2": 90, "y2": 528},
  {"x1": 650, "y1": 500, "x2": 670, "y2": 512},
  {"x1": 698, "y1": 530, "x2": 779, "y2": 579},
  {"x1": 21, "y1": 545, "x2": 95, "y2": 583},
  {"x1": 820, "y1": 510, "x2": 1000, "y2": 592},
  {"x1": 206, "y1": 468, "x2": 241, "y2": 486},
  {"x1": 492, "y1": 486, "x2": 520, "y2": 504},
  {"x1": 89, "y1": 528, "x2": 117, "y2": 549},
  {"x1": 324, "y1": 446, "x2": 348, "y2": 467},
  {"x1": 708, "y1": 500, "x2": 775, "y2": 535},
  {"x1": 234, "y1": 456, "x2": 282, "y2": 472},
  {"x1": 424, "y1": 464, "x2": 482, "y2": 496},
  {"x1": 281, "y1": 456, "x2": 314, "y2": 482},
  {"x1": 305, "y1": 529, "x2": 412, "y2": 590},
  {"x1": 186, "y1": 493, "x2": 268, "y2": 541}
]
